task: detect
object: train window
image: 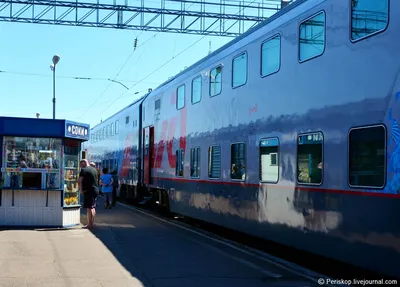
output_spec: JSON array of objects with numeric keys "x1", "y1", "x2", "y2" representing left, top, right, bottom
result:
[
  {"x1": 231, "y1": 143, "x2": 246, "y2": 180},
  {"x1": 155, "y1": 99, "x2": 161, "y2": 111},
  {"x1": 192, "y1": 76, "x2": 202, "y2": 104},
  {"x1": 111, "y1": 122, "x2": 114, "y2": 136},
  {"x1": 190, "y1": 147, "x2": 200, "y2": 178},
  {"x1": 175, "y1": 149, "x2": 184, "y2": 177},
  {"x1": 106, "y1": 124, "x2": 110, "y2": 138},
  {"x1": 297, "y1": 132, "x2": 323, "y2": 185},
  {"x1": 208, "y1": 145, "x2": 221, "y2": 179},
  {"x1": 299, "y1": 11, "x2": 325, "y2": 62},
  {"x1": 260, "y1": 138, "x2": 279, "y2": 183},
  {"x1": 125, "y1": 116, "x2": 129, "y2": 124},
  {"x1": 177, "y1": 84, "x2": 185, "y2": 110},
  {"x1": 210, "y1": 65, "x2": 222, "y2": 97},
  {"x1": 351, "y1": 0, "x2": 388, "y2": 41},
  {"x1": 232, "y1": 52, "x2": 247, "y2": 88},
  {"x1": 261, "y1": 34, "x2": 280, "y2": 77},
  {"x1": 348, "y1": 125, "x2": 386, "y2": 188},
  {"x1": 115, "y1": 120, "x2": 119, "y2": 134}
]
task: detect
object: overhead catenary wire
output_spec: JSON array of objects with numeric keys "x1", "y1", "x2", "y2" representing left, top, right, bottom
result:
[
  {"x1": 79, "y1": 29, "x2": 161, "y2": 117},
  {"x1": 82, "y1": 0, "x2": 202, "y2": 118},
  {"x1": 95, "y1": 0, "x2": 261, "y2": 120},
  {"x1": 0, "y1": 70, "x2": 160, "y2": 84}
]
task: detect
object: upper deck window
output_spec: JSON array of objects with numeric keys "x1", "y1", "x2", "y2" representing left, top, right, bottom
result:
[
  {"x1": 155, "y1": 99, "x2": 161, "y2": 111},
  {"x1": 177, "y1": 84, "x2": 185, "y2": 110},
  {"x1": 299, "y1": 11, "x2": 325, "y2": 62},
  {"x1": 232, "y1": 52, "x2": 247, "y2": 88},
  {"x1": 210, "y1": 66, "x2": 222, "y2": 97},
  {"x1": 351, "y1": 0, "x2": 388, "y2": 41},
  {"x1": 261, "y1": 35, "x2": 281, "y2": 77},
  {"x1": 115, "y1": 120, "x2": 119, "y2": 134},
  {"x1": 192, "y1": 76, "x2": 202, "y2": 104}
]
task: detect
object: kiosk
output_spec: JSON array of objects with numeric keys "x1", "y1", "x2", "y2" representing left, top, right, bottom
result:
[{"x1": 0, "y1": 117, "x2": 90, "y2": 227}]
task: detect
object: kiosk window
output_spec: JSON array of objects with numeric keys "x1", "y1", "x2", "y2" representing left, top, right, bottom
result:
[
  {"x1": 260, "y1": 138, "x2": 279, "y2": 183},
  {"x1": 2, "y1": 136, "x2": 62, "y2": 189},
  {"x1": 297, "y1": 132, "x2": 323, "y2": 184},
  {"x1": 22, "y1": 172, "x2": 42, "y2": 189},
  {"x1": 349, "y1": 125, "x2": 385, "y2": 188}
]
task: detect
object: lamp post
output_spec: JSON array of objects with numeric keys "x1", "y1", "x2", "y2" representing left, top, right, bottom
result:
[{"x1": 50, "y1": 55, "x2": 60, "y2": 120}]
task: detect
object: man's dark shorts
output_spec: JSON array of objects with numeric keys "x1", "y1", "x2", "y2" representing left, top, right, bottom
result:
[{"x1": 83, "y1": 193, "x2": 97, "y2": 209}]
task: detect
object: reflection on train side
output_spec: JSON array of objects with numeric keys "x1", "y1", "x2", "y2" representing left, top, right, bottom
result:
[
  {"x1": 169, "y1": 181, "x2": 342, "y2": 234},
  {"x1": 170, "y1": 186, "x2": 400, "y2": 251}
]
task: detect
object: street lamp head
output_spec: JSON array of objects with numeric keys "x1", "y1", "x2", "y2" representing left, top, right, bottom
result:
[{"x1": 52, "y1": 54, "x2": 60, "y2": 65}]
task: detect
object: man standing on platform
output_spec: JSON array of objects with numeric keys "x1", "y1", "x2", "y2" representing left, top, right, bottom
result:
[
  {"x1": 89, "y1": 161, "x2": 102, "y2": 194},
  {"x1": 78, "y1": 159, "x2": 99, "y2": 229}
]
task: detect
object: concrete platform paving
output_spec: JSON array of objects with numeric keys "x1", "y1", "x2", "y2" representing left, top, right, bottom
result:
[{"x1": 0, "y1": 197, "x2": 330, "y2": 287}]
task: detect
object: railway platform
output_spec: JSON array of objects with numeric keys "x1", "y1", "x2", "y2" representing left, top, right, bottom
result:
[{"x1": 0, "y1": 197, "x2": 340, "y2": 287}]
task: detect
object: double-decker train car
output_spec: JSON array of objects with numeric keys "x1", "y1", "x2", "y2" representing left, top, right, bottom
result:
[
  {"x1": 83, "y1": 95, "x2": 146, "y2": 199},
  {"x1": 83, "y1": 0, "x2": 400, "y2": 277}
]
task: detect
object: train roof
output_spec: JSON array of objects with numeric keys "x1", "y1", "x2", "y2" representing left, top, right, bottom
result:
[
  {"x1": 91, "y1": 94, "x2": 147, "y2": 130},
  {"x1": 147, "y1": 0, "x2": 306, "y2": 94},
  {"x1": 90, "y1": 0, "x2": 307, "y2": 131}
]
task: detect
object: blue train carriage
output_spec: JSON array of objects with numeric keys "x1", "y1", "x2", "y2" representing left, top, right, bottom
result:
[
  {"x1": 140, "y1": 0, "x2": 399, "y2": 278},
  {"x1": 82, "y1": 96, "x2": 146, "y2": 201}
]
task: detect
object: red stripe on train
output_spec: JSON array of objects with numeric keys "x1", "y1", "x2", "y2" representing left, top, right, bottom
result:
[{"x1": 151, "y1": 176, "x2": 400, "y2": 198}]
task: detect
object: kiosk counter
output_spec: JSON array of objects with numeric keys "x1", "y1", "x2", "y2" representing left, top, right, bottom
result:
[{"x1": 0, "y1": 117, "x2": 90, "y2": 227}]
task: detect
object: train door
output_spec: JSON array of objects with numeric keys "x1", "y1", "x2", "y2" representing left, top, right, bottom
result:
[{"x1": 143, "y1": 126, "x2": 154, "y2": 185}]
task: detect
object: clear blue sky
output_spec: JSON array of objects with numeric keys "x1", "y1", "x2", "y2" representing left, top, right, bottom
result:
[{"x1": 0, "y1": 0, "x2": 281, "y2": 128}]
